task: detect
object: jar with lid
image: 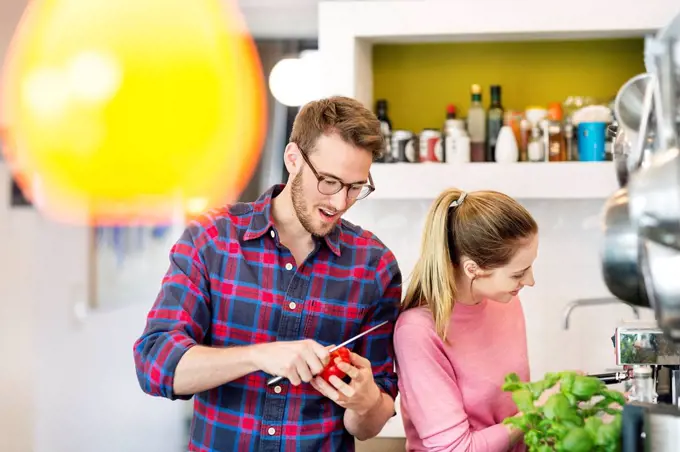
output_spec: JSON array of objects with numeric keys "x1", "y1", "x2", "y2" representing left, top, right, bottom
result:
[
  {"x1": 444, "y1": 119, "x2": 470, "y2": 164},
  {"x1": 527, "y1": 126, "x2": 545, "y2": 162},
  {"x1": 629, "y1": 365, "x2": 658, "y2": 403},
  {"x1": 546, "y1": 102, "x2": 567, "y2": 161}
]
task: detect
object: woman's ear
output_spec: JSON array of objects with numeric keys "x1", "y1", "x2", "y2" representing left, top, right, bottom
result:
[
  {"x1": 283, "y1": 143, "x2": 302, "y2": 175},
  {"x1": 461, "y1": 257, "x2": 480, "y2": 280}
]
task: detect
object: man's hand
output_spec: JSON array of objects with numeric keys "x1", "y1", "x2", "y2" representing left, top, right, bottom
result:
[
  {"x1": 251, "y1": 339, "x2": 330, "y2": 386},
  {"x1": 310, "y1": 351, "x2": 382, "y2": 416}
]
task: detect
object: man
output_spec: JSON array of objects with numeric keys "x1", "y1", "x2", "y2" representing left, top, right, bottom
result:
[{"x1": 133, "y1": 96, "x2": 402, "y2": 452}]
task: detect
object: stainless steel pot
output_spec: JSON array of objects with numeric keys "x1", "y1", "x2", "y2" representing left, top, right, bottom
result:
[{"x1": 601, "y1": 187, "x2": 650, "y2": 307}]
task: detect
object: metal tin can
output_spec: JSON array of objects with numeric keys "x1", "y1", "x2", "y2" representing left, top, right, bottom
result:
[
  {"x1": 391, "y1": 130, "x2": 418, "y2": 162},
  {"x1": 419, "y1": 129, "x2": 443, "y2": 162}
]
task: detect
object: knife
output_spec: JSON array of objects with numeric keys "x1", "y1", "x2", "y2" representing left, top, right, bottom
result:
[
  {"x1": 266, "y1": 320, "x2": 389, "y2": 386},
  {"x1": 590, "y1": 370, "x2": 632, "y2": 385}
]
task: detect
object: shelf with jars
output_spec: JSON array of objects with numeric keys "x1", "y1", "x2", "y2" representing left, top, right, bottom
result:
[
  {"x1": 317, "y1": 1, "x2": 672, "y2": 202},
  {"x1": 369, "y1": 94, "x2": 618, "y2": 200}
]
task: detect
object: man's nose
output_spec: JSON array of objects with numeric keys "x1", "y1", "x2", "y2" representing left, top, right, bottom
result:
[{"x1": 328, "y1": 188, "x2": 348, "y2": 211}]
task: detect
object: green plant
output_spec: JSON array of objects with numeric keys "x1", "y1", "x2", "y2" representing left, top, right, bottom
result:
[{"x1": 502, "y1": 371, "x2": 626, "y2": 452}]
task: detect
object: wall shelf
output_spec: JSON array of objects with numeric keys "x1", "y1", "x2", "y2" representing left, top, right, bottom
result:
[{"x1": 368, "y1": 162, "x2": 618, "y2": 200}]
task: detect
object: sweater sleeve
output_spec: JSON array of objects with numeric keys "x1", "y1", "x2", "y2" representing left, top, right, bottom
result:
[{"x1": 394, "y1": 321, "x2": 511, "y2": 452}]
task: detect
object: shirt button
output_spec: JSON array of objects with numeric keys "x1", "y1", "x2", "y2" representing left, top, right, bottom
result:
[
  {"x1": 274, "y1": 386, "x2": 282, "y2": 394},
  {"x1": 270, "y1": 230, "x2": 275, "y2": 238},
  {"x1": 285, "y1": 263, "x2": 293, "y2": 271},
  {"x1": 289, "y1": 302, "x2": 297, "y2": 310},
  {"x1": 267, "y1": 427, "x2": 276, "y2": 436}
]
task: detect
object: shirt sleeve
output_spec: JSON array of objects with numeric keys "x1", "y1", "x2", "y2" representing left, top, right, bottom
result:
[
  {"x1": 394, "y1": 321, "x2": 511, "y2": 452},
  {"x1": 354, "y1": 249, "x2": 402, "y2": 401},
  {"x1": 133, "y1": 223, "x2": 212, "y2": 401}
]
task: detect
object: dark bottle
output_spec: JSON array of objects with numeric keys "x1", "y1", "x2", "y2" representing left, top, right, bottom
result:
[
  {"x1": 468, "y1": 84, "x2": 486, "y2": 162},
  {"x1": 375, "y1": 99, "x2": 392, "y2": 163},
  {"x1": 486, "y1": 85, "x2": 504, "y2": 162}
]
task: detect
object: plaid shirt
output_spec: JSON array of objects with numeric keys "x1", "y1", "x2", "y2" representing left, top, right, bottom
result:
[{"x1": 133, "y1": 184, "x2": 402, "y2": 452}]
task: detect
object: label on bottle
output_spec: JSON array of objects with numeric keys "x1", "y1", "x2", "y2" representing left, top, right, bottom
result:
[
  {"x1": 435, "y1": 138, "x2": 445, "y2": 162},
  {"x1": 444, "y1": 136, "x2": 456, "y2": 161},
  {"x1": 487, "y1": 117, "x2": 503, "y2": 161},
  {"x1": 488, "y1": 120, "x2": 502, "y2": 145},
  {"x1": 528, "y1": 141, "x2": 544, "y2": 162},
  {"x1": 383, "y1": 135, "x2": 392, "y2": 162},
  {"x1": 549, "y1": 141, "x2": 561, "y2": 158},
  {"x1": 404, "y1": 140, "x2": 417, "y2": 162},
  {"x1": 470, "y1": 142, "x2": 485, "y2": 162},
  {"x1": 455, "y1": 136, "x2": 471, "y2": 163},
  {"x1": 379, "y1": 121, "x2": 392, "y2": 162}
]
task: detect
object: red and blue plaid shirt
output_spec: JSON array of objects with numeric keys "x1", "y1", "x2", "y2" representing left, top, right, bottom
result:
[{"x1": 133, "y1": 184, "x2": 402, "y2": 452}]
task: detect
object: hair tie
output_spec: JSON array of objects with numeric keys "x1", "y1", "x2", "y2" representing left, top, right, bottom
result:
[{"x1": 449, "y1": 192, "x2": 467, "y2": 209}]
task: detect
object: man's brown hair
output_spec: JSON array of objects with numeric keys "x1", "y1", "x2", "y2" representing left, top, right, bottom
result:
[{"x1": 289, "y1": 96, "x2": 385, "y2": 161}]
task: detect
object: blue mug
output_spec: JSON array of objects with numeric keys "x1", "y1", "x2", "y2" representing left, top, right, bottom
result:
[{"x1": 578, "y1": 122, "x2": 607, "y2": 161}]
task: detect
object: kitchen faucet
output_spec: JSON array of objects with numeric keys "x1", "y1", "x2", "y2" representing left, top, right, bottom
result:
[{"x1": 562, "y1": 297, "x2": 641, "y2": 330}]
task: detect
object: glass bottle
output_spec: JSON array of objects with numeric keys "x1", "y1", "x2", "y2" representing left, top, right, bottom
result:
[
  {"x1": 527, "y1": 125, "x2": 545, "y2": 162},
  {"x1": 630, "y1": 365, "x2": 658, "y2": 403},
  {"x1": 467, "y1": 84, "x2": 486, "y2": 162},
  {"x1": 375, "y1": 99, "x2": 392, "y2": 163},
  {"x1": 486, "y1": 85, "x2": 504, "y2": 162},
  {"x1": 547, "y1": 102, "x2": 567, "y2": 162}
]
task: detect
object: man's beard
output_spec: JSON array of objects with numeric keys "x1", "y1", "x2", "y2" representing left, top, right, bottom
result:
[{"x1": 291, "y1": 172, "x2": 336, "y2": 237}]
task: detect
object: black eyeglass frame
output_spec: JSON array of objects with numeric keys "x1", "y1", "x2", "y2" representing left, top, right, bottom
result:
[{"x1": 296, "y1": 145, "x2": 376, "y2": 201}]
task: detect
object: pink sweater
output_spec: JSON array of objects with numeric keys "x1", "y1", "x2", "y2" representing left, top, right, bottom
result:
[{"x1": 393, "y1": 297, "x2": 530, "y2": 452}]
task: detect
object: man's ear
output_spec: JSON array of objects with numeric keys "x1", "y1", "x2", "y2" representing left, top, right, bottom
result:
[{"x1": 283, "y1": 143, "x2": 302, "y2": 175}]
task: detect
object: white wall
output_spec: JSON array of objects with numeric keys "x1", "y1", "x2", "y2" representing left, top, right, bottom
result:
[
  {"x1": 0, "y1": 3, "x2": 188, "y2": 446},
  {"x1": 0, "y1": 168, "x2": 37, "y2": 452},
  {"x1": 237, "y1": 0, "x2": 319, "y2": 39},
  {"x1": 1, "y1": 4, "x2": 34, "y2": 451},
  {"x1": 0, "y1": 163, "x2": 188, "y2": 452}
]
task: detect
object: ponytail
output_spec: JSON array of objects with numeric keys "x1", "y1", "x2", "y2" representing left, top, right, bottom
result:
[{"x1": 402, "y1": 188, "x2": 465, "y2": 341}]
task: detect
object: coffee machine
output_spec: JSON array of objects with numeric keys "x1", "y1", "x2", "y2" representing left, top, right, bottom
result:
[
  {"x1": 601, "y1": 9, "x2": 680, "y2": 451},
  {"x1": 614, "y1": 325, "x2": 680, "y2": 403}
]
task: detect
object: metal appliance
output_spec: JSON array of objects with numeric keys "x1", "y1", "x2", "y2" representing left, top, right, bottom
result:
[
  {"x1": 615, "y1": 325, "x2": 680, "y2": 404},
  {"x1": 600, "y1": 10, "x2": 680, "y2": 451}
]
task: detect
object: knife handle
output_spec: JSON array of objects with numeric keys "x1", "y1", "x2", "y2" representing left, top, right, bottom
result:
[{"x1": 590, "y1": 371, "x2": 631, "y2": 385}]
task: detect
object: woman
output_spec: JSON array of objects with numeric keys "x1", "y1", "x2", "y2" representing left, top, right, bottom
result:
[{"x1": 394, "y1": 188, "x2": 541, "y2": 452}]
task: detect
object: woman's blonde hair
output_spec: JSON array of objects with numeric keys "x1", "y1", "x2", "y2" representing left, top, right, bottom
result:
[{"x1": 402, "y1": 188, "x2": 538, "y2": 340}]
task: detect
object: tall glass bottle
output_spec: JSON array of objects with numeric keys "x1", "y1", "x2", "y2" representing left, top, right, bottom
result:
[
  {"x1": 486, "y1": 85, "x2": 504, "y2": 162},
  {"x1": 467, "y1": 84, "x2": 486, "y2": 162},
  {"x1": 375, "y1": 99, "x2": 392, "y2": 163}
]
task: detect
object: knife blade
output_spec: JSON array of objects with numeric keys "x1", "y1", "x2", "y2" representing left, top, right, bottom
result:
[{"x1": 266, "y1": 320, "x2": 389, "y2": 386}]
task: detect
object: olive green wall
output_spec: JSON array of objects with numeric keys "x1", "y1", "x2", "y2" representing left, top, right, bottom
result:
[{"x1": 372, "y1": 38, "x2": 645, "y2": 132}]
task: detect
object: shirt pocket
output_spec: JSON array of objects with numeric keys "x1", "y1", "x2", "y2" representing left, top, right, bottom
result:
[{"x1": 302, "y1": 299, "x2": 368, "y2": 350}]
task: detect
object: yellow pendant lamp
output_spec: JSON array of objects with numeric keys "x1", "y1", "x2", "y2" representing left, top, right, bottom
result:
[{"x1": 0, "y1": 0, "x2": 267, "y2": 225}]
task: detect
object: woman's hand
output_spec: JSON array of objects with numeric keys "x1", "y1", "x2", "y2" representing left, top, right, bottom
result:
[
  {"x1": 536, "y1": 382, "x2": 561, "y2": 407},
  {"x1": 536, "y1": 370, "x2": 585, "y2": 407}
]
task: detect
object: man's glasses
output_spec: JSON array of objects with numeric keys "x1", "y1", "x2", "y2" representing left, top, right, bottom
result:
[{"x1": 297, "y1": 145, "x2": 375, "y2": 201}]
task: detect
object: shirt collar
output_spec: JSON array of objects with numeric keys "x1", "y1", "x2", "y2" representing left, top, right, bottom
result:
[{"x1": 244, "y1": 184, "x2": 342, "y2": 257}]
